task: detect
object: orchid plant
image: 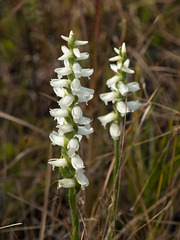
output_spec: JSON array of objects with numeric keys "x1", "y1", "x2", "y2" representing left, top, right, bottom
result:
[
  {"x1": 98, "y1": 42, "x2": 140, "y2": 238},
  {"x1": 49, "y1": 31, "x2": 94, "y2": 240}
]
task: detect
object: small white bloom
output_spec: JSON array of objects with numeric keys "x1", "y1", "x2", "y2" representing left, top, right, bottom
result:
[
  {"x1": 73, "y1": 48, "x2": 81, "y2": 58},
  {"x1": 67, "y1": 137, "x2": 80, "y2": 157},
  {"x1": 100, "y1": 91, "x2": 118, "y2": 105},
  {"x1": 77, "y1": 52, "x2": 89, "y2": 60},
  {"x1": 57, "y1": 124, "x2": 74, "y2": 133},
  {"x1": 49, "y1": 131, "x2": 64, "y2": 146},
  {"x1": 122, "y1": 59, "x2": 134, "y2": 74},
  {"x1": 110, "y1": 122, "x2": 121, "y2": 140},
  {"x1": 53, "y1": 87, "x2": 66, "y2": 97},
  {"x1": 110, "y1": 63, "x2": 120, "y2": 73},
  {"x1": 49, "y1": 108, "x2": 68, "y2": 118},
  {"x1": 72, "y1": 85, "x2": 94, "y2": 104},
  {"x1": 71, "y1": 78, "x2": 81, "y2": 94},
  {"x1": 75, "y1": 169, "x2": 89, "y2": 190},
  {"x1": 71, "y1": 154, "x2": 85, "y2": 170},
  {"x1": 48, "y1": 158, "x2": 67, "y2": 170},
  {"x1": 67, "y1": 137, "x2": 79, "y2": 150},
  {"x1": 77, "y1": 126, "x2": 94, "y2": 138},
  {"x1": 121, "y1": 42, "x2": 126, "y2": 54},
  {"x1": 57, "y1": 178, "x2": 76, "y2": 189},
  {"x1": 74, "y1": 40, "x2": 88, "y2": 46},
  {"x1": 58, "y1": 94, "x2": 75, "y2": 109},
  {"x1": 54, "y1": 66, "x2": 72, "y2": 76},
  {"x1": 56, "y1": 117, "x2": 66, "y2": 126},
  {"x1": 74, "y1": 116, "x2": 91, "y2": 125},
  {"x1": 106, "y1": 75, "x2": 120, "y2": 88},
  {"x1": 81, "y1": 68, "x2": 94, "y2": 79},
  {"x1": 72, "y1": 63, "x2": 82, "y2": 78},
  {"x1": 98, "y1": 111, "x2": 117, "y2": 128},
  {"x1": 77, "y1": 94, "x2": 93, "y2": 105},
  {"x1": 58, "y1": 46, "x2": 73, "y2": 60},
  {"x1": 110, "y1": 60, "x2": 134, "y2": 74},
  {"x1": 114, "y1": 47, "x2": 119, "y2": 54},
  {"x1": 127, "y1": 82, "x2": 140, "y2": 92},
  {"x1": 127, "y1": 100, "x2": 141, "y2": 111},
  {"x1": 117, "y1": 82, "x2": 129, "y2": 96},
  {"x1": 116, "y1": 101, "x2": 130, "y2": 117},
  {"x1": 80, "y1": 86, "x2": 94, "y2": 95},
  {"x1": 73, "y1": 62, "x2": 93, "y2": 79},
  {"x1": 50, "y1": 79, "x2": 71, "y2": 88},
  {"x1": 109, "y1": 55, "x2": 121, "y2": 62},
  {"x1": 72, "y1": 105, "x2": 83, "y2": 119},
  {"x1": 61, "y1": 30, "x2": 74, "y2": 42}
]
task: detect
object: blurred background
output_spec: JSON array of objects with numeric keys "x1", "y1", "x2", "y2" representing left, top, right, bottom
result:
[{"x1": 0, "y1": 0, "x2": 180, "y2": 239}]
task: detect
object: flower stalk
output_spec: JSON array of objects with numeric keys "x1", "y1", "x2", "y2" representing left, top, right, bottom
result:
[{"x1": 49, "y1": 31, "x2": 94, "y2": 239}]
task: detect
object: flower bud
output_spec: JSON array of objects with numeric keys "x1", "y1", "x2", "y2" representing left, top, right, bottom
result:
[{"x1": 110, "y1": 123, "x2": 121, "y2": 140}]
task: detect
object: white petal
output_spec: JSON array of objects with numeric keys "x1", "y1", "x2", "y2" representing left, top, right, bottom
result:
[
  {"x1": 72, "y1": 105, "x2": 83, "y2": 119},
  {"x1": 77, "y1": 126, "x2": 94, "y2": 138},
  {"x1": 56, "y1": 117, "x2": 66, "y2": 125},
  {"x1": 124, "y1": 59, "x2": 130, "y2": 67},
  {"x1": 53, "y1": 87, "x2": 66, "y2": 97},
  {"x1": 73, "y1": 48, "x2": 81, "y2": 58},
  {"x1": 81, "y1": 68, "x2": 94, "y2": 79},
  {"x1": 122, "y1": 66, "x2": 134, "y2": 74},
  {"x1": 74, "y1": 116, "x2": 91, "y2": 125},
  {"x1": 57, "y1": 178, "x2": 76, "y2": 189},
  {"x1": 114, "y1": 47, "x2": 119, "y2": 54},
  {"x1": 71, "y1": 78, "x2": 81, "y2": 93},
  {"x1": 71, "y1": 154, "x2": 85, "y2": 170},
  {"x1": 100, "y1": 92, "x2": 118, "y2": 105},
  {"x1": 49, "y1": 131, "x2": 64, "y2": 146},
  {"x1": 109, "y1": 55, "x2": 121, "y2": 62},
  {"x1": 74, "y1": 40, "x2": 88, "y2": 46},
  {"x1": 58, "y1": 95, "x2": 75, "y2": 109},
  {"x1": 57, "y1": 124, "x2": 74, "y2": 133},
  {"x1": 54, "y1": 66, "x2": 72, "y2": 76},
  {"x1": 61, "y1": 35, "x2": 70, "y2": 42},
  {"x1": 77, "y1": 52, "x2": 89, "y2": 60},
  {"x1": 64, "y1": 59, "x2": 70, "y2": 67},
  {"x1": 98, "y1": 111, "x2": 117, "y2": 128},
  {"x1": 67, "y1": 138, "x2": 79, "y2": 151},
  {"x1": 106, "y1": 75, "x2": 120, "y2": 88},
  {"x1": 72, "y1": 62, "x2": 82, "y2": 78},
  {"x1": 127, "y1": 82, "x2": 140, "y2": 92},
  {"x1": 48, "y1": 158, "x2": 67, "y2": 170},
  {"x1": 116, "y1": 101, "x2": 130, "y2": 117},
  {"x1": 75, "y1": 169, "x2": 89, "y2": 190},
  {"x1": 110, "y1": 64, "x2": 118, "y2": 73},
  {"x1": 67, "y1": 148, "x2": 76, "y2": 158},
  {"x1": 110, "y1": 122, "x2": 121, "y2": 140},
  {"x1": 117, "y1": 83, "x2": 129, "y2": 96},
  {"x1": 127, "y1": 100, "x2": 141, "y2": 111},
  {"x1": 79, "y1": 86, "x2": 94, "y2": 95},
  {"x1": 49, "y1": 108, "x2": 68, "y2": 118},
  {"x1": 50, "y1": 79, "x2": 71, "y2": 88},
  {"x1": 77, "y1": 94, "x2": 93, "y2": 104},
  {"x1": 121, "y1": 42, "x2": 126, "y2": 54},
  {"x1": 58, "y1": 46, "x2": 72, "y2": 60}
]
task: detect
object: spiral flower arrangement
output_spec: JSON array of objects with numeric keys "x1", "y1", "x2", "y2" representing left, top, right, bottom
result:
[
  {"x1": 98, "y1": 42, "x2": 140, "y2": 139},
  {"x1": 98, "y1": 42, "x2": 140, "y2": 238},
  {"x1": 49, "y1": 30, "x2": 94, "y2": 191}
]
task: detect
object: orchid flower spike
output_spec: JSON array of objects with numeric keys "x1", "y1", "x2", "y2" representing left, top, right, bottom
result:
[
  {"x1": 98, "y1": 42, "x2": 140, "y2": 140},
  {"x1": 49, "y1": 30, "x2": 94, "y2": 190}
]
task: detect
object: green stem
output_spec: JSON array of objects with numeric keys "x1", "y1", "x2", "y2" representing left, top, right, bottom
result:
[
  {"x1": 113, "y1": 138, "x2": 120, "y2": 183},
  {"x1": 108, "y1": 138, "x2": 120, "y2": 239},
  {"x1": 69, "y1": 188, "x2": 80, "y2": 240}
]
